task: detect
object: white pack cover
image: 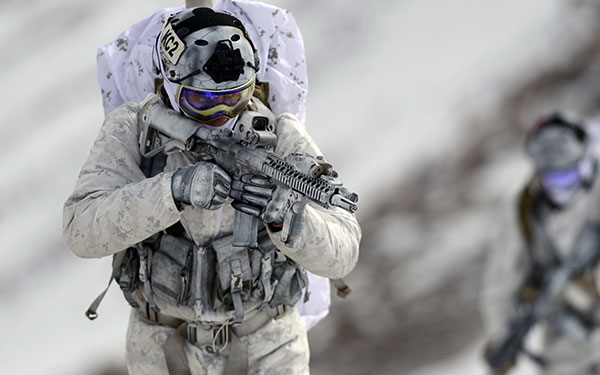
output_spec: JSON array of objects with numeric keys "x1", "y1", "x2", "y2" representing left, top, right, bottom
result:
[{"x1": 95, "y1": 1, "x2": 329, "y2": 330}]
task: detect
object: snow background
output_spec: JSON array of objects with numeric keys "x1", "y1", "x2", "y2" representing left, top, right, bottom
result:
[{"x1": 2, "y1": 0, "x2": 599, "y2": 373}]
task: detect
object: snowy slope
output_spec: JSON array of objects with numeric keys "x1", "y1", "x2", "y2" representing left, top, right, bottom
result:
[
  {"x1": 301, "y1": 1, "x2": 600, "y2": 374},
  {"x1": 0, "y1": 1, "x2": 182, "y2": 373},
  {"x1": 0, "y1": 0, "x2": 588, "y2": 373},
  {"x1": 296, "y1": 0, "x2": 567, "y2": 216}
]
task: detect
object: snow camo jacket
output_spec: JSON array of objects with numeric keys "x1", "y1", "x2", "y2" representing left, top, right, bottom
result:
[{"x1": 62, "y1": 95, "x2": 361, "y2": 320}]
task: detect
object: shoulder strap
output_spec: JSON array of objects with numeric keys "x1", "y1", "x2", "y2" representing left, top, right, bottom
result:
[
  {"x1": 518, "y1": 183, "x2": 536, "y2": 249},
  {"x1": 252, "y1": 80, "x2": 271, "y2": 109},
  {"x1": 518, "y1": 180, "x2": 560, "y2": 269}
]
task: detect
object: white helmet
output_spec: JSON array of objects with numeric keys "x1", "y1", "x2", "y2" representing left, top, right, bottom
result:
[
  {"x1": 155, "y1": 7, "x2": 259, "y2": 125},
  {"x1": 526, "y1": 112, "x2": 589, "y2": 172},
  {"x1": 526, "y1": 112, "x2": 595, "y2": 206}
]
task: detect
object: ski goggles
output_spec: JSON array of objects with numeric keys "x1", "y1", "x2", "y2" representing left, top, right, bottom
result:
[
  {"x1": 177, "y1": 77, "x2": 256, "y2": 123},
  {"x1": 540, "y1": 166, "x2": 582, "y2": 189}
]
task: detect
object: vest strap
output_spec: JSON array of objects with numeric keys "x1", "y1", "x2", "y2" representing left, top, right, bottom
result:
[
  {"x1": 85, "y1": 250, "x2": 128, "y2": 320},
  {"x1": 163, "y1": 332, "x2": 192, "y2": 375},
  {"x1": 138, "y1": 246, "x2": 160, "y2": 313},
  {"x1": 260, "y1": 254, "x2": 273, "y2": 304},
  {"x1": 230, "y1": 259, "x2": 245, "y2": 326}
]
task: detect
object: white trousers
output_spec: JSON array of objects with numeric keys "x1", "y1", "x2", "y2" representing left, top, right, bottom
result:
[{"x1": 125, "y1": 307, "x2": 310, "y2": 375}]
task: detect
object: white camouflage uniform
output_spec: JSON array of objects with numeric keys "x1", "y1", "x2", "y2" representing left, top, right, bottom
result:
[
  {"x1": 481, "y1": 146, "x2": 600, "y2": 375},
  {"x1": 125, "y1": 304, "x2": 310, "y2": 374},
  {"x1": 63, "y1": 93, "x2": 360, "y2": 374},
  {"x1": 96, "y1": 1, "x2": 333, "y2": 330}
]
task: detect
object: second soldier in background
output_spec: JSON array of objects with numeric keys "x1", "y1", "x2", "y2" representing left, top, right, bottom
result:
[{"x1": 482, "y1": 113, "x2": 600, "y2": 375}]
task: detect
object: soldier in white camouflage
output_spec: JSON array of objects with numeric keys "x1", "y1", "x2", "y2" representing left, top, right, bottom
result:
[
  {"x1": 481, "y1": 113, "x2": 600, "y2": 375},
  {"x1": 96, "y1": 0, "x2": 336, "y2": 331},
  {"x1": 63, "y1": 7, "x2": 360, "y2": 375}
]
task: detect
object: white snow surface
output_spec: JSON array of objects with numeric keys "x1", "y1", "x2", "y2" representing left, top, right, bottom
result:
[{"x1": 0, "y1": 0, "x2": 574, "y2": 373}]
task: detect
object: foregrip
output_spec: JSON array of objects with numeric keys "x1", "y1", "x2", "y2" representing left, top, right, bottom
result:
[{"x1": 261, "y1": 155, "x2": 358, "y2": 212}]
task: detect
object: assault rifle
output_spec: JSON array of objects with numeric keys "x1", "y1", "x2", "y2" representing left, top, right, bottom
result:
[
  {"x1": 484, "y1": 223, "x2": 600, "y2": 375},
  {"x1": 138, "y1": 97, "x2": 359, "y2": 248}
]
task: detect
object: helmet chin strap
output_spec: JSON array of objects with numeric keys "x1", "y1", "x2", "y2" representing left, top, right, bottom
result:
[{"x1": 162, "y1": 78, "x2": 181, "y2": 113}]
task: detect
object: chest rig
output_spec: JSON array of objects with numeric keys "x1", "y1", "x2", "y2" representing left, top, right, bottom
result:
[{"x1": 128, "y1": 221, "x2": 308, "y2": 326}]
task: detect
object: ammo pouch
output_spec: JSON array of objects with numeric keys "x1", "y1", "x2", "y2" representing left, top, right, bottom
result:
[
  {"x1": 89, "y1": 229, "x2": 308, "y2": 323},
  {"x1": 149, "y1": 234, "x2": 195, "y2": 307},
  {"x1": 210, "y1": 232, "x2": 309, "y2": 324},
  {"x1": 116, "y1": 247, "x2": 141, "y2": 308},
  {"x1": 125, "y1": 228, "x2": 308, "y2": 324}
]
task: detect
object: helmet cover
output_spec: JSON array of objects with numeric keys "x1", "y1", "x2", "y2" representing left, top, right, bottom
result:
[
  {"x1": 155, "y1": 7, "x2": 259, "y2": 123},
  {"x1": 526, "y1": 113, "x2": 589, "y2": 172},
  {"x1": 158, "y1": 7, "x2": 258, "y2": 91}
]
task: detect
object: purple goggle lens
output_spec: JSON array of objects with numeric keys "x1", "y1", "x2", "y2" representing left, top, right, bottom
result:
[
  {"x1": 540, "y1": 167, "x2": 581, "y2": 189},
  {"x1": 177, "y1": 78, "x2": 255, "y2": 122}
]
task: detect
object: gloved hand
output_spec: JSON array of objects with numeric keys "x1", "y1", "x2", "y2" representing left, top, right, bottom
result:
[
  {"x1": 171, "y1": 162, "x2": 231, "y2": 210},
  {"x1": 230, "y1": 174, "x2": 307, "y2": 245}
]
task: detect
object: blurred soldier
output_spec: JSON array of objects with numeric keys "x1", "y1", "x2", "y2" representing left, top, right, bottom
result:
[
  {"x1": 95, "y1": 0, "x2": 335, "y2": 331},
  {"x1": 481, "y1": 112, "x2": 600, "y2": 375},
  {"x1": 63, "y1": 7, "x2": 360, "y2": 375}
]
